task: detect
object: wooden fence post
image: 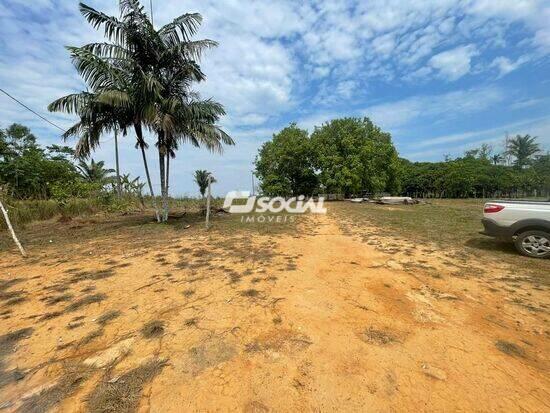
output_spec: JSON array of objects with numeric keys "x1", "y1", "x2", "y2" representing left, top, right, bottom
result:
[{"x1": 0, "y1": 199, "x2": 26, "y2": 257}]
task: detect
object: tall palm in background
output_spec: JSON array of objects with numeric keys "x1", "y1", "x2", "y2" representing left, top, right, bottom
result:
[
  {"x1": 49, "y1": 0, "x2": 233, "y2": 222},
  {"x1": 506, "y1": 134, "x2": 540, "y2": 169},
  {"x1": 194, "y1": 169, "x2": 216, "y2": 198}
]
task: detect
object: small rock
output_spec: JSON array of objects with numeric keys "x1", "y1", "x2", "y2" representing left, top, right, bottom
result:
[
  {"x1": 421, "y1": 363, "x2": 447, "y2": 381},
  {"x1": 0, "y1": 401, "x2": 13, "y2": 410}
]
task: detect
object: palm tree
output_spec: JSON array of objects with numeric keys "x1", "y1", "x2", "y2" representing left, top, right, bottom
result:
[
  {"x1": 50, "y1": 0, "x2": 233, "y2": 222},
  {"x1": 194, "y1": 170, "x2": 216, "y2": 198},
  {"x1": 506, "y1": 134, "x2": 540, "y2": 169},
  {"x1": 491, "y1": 153, "x2": 503, "y2": 165},
  {"x1": 77, "y1": 158, "x2": 114, "y2": 184}
]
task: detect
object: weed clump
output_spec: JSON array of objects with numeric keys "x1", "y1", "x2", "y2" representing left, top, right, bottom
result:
[
  {"x1": 360, "y1": 327, "x2": 398, "y2": 346},
  {"x1": 182, "y1": 289, "x2": 195, "y2": 298},
  {"x1": 240, "y1": 289, "x2": 260, "y2": 298},
  {"x1": 97, "y1": 310, "x2": 121, "y2": 326},
  {"x1": 141, "y1": 320, "x2": 165, "y2": 338},
  {"x1": 495, "y1": 340, "x2": 525, "y2": 358},
  {"x1": 79, "y1": 329, "x2": 104, "y2": 346},
  {"x1": 43, "y1": 293, "x2": 73, "y2": 306},
  {"x1": 39, "y1": 311, "x2": 63, "y2": 321}
]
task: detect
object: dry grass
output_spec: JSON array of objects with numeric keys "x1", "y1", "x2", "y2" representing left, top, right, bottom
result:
[
  {"x1": 87, "y1": 359, "x2": 165, "y2": 413},
  {"x1": 359, "y1": 327, "x2": 398, "y2": 346},
  {"x1": 65, "y1": 294, "x2": 107, "y2": 312},
  {"x1": 495, "y1": 340, "x2": 526, "y2": 358},
  {"x1": 78, "y1": 328, "x2": 104, "y2": 347},
  {"x1": 16, "y1": 365, "x2": 91, "y2": 413},
  {"x1": 0, "y1": 328, "x2": 34, "y2": 389},
  {"x1": 96, "y1": 310, "x2": 121, "y2": 326},
  {"x1": 240, "y1": 289, "x2": 261, "y2": 298}
]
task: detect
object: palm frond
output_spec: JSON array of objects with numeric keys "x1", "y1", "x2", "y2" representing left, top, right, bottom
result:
[
  {"x1": 68, "y1": 46, "x2": 127, "y2": 90},
  {"x1": 96, "y1": 89, "x2": 131, "y2": 107},
  {"x1": 158, "y1": 13, "x2": 203, "y2": 46},
  {"x1": 80, "y1": 42, "x2": 132, "y2": 60},
  {"x1": 79, "y1": 2, "x2": 126, "y2": 45},
  {"x1": 48, "y1": 92, "x2": 94, "y2": 114}
]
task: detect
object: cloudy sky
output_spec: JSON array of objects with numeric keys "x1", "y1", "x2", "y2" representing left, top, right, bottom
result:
[{"x1": 1, "y1": 0, "x2": 549, "y2": 196}]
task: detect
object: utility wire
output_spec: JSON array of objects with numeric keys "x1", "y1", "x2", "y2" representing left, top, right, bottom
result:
[
  {"x1": 0, "y1": 86, "x2": 113, "y2": 144},
  {"x1": 0, "y1": 87, "x2": 66, "y2": 133}
]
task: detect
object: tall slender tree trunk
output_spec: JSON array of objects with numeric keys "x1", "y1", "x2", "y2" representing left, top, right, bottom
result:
[
  {"x1": 164, "y1": 154, "x2": 170, "y2": 221},
  {"x1": 114, "y1": 128, "x2": 122, "y2": 197},
  {"x1": 158, "y1": 147, "x2": 167, "y2": 222},
  {"x1": 134, "y1": 123, "x2": 160, "y2": 222}
]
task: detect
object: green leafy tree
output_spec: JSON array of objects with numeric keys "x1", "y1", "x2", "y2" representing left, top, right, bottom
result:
[
  {"x1": 255, "y1": 124, "x2": 318, "y2": 196},
  {"x1": 532, "y1": 153, "x2": 550, "y2": 196},
  {"x1": 506, "y1": 134, "x2": 540, "y2": 169},
  {"x1": 0, "y1": 124, "x2": 80, "y2": 199},
  {"x1": 310, "y1": 118, "x2": 400, "y2": 196}
]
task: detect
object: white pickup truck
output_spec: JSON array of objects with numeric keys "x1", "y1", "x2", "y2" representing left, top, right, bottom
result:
[{"x1": 481, "y1": 200, "x2": 550, "y2": 258}]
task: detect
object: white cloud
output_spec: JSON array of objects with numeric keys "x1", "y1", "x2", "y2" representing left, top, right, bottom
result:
[
  {"x1": 490, "y1": 56, "x2": 529, "y2": 77},
  {"x1": 428, "y1": 45, "x2": 479, "y2": 80},
  {"x1": 364, "y1": 86, "x2": 505, "y2": 129}
]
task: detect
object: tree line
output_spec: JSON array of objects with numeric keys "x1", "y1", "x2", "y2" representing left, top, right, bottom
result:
[
  {"x1": 255, "y1": 118, "x2": 549, "y2": 199},
  {"x1": 0, "y1": 123, "x2": 145, "y2": 201},
  {"x1": 1, "y1": 122, "x2": 220, "y2": 204}
]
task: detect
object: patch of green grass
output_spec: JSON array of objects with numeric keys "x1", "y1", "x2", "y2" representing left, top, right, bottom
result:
[{"x1": 333, "y1": 200, "x2": 550, "y2": 285}]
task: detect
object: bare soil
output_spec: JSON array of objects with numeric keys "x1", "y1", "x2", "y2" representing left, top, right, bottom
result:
[{"x1": 0, "y1": 206, "x2": 548, "y2": 412}]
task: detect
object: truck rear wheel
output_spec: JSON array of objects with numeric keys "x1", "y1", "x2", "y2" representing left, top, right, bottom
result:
[{"x1": 514, "y1": 230, "x2": 550, "y2": 258}]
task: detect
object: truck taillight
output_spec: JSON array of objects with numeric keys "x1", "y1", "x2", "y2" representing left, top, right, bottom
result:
[{"x1": 484, "y1": 204, "x2": 505, "y2": 213}]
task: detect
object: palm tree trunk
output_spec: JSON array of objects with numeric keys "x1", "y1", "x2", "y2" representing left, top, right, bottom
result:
[
  {"x1": 114, "y1": 128, "x2": 122, "y2": 197},
  {"x1": 134, "y1": 123, "x2": 160, "y2": 222},
  {"x1": 164, "y1": 154, "x2": 170, "y2": 221},
  {"x1": 158, "y1": 147, "x2": 168, "y2": 222}
]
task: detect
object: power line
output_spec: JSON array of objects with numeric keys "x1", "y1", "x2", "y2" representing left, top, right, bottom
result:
[
  {"x1": 0, "y1": 87, "x2": 67, "y2": 133},
  {"x1": 1, "y1": 86, "x2": 117, "y2": 145}
]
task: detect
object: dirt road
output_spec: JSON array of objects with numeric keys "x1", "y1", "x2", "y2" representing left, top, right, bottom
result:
[{"x1": 0, "y1": 211, "x2": 548, "y2": 411}]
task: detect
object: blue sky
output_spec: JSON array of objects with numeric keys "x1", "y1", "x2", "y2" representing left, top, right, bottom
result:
[{"x1": 1, "y1": 0, "x2": 549, "y2": 196}]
